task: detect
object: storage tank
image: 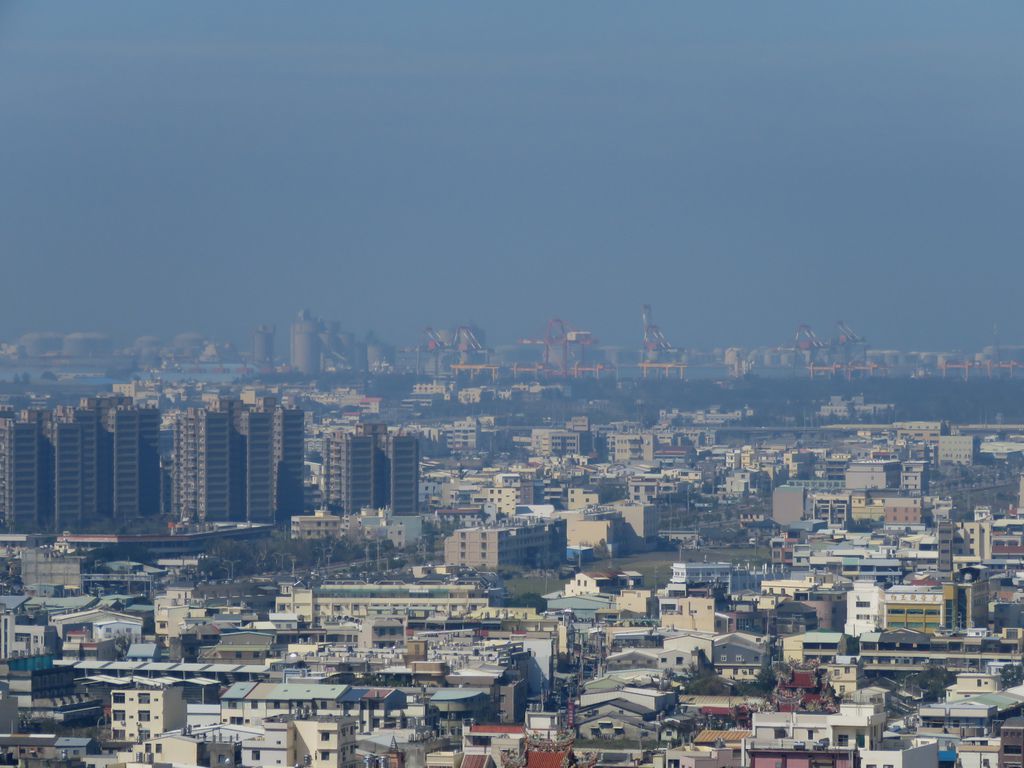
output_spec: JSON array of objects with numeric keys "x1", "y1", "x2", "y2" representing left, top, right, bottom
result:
[
  {"x1": 19, "y1": 332, "x2": 64, "y2": 357},
  {"x1": 62, "y1": 332, "x2": 112, "y2": 358},
  {"x1": 252, "y1": 325, "x2": 275, "y2": 367},
  {"x1": 290, "y1": 310, "x2": 322, "y2": 375}
]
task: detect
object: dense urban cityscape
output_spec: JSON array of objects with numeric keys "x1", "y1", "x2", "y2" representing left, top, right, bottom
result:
[
  {"x1": 1, "y1": 307, "x2": 1024, "y2": 768},
  {"x1": 4, "y1": 5, "x2": 1023, "y2": 768}
]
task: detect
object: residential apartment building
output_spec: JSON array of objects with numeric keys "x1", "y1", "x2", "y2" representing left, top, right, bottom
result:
[
  {"x1": 110, "y1": 685, "x2": 186, "y2": 743},
  {"x1": 242, "y1": 715, "x2": 360, "y2": 768},
  {"x1": 0, "y1": 397, "x2": 160, "y2": 531},
  {"x1": 322, "y1": 424, "x2": 419, "y2": 516},
  {"x1": 443, "y1": 518, "x2": 567, "y2": 570},
  {"x1": 277, "y1": 581, "x2": 491, "y2": 623},
  {"x1": 173, "y1": 396, "x2": 303, "y2": 523}
]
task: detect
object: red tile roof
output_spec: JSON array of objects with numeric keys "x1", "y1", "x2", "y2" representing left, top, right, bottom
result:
[
  {"x1": 470, "y1": 724, "x2": 526, "y2": 735},
  {"x1": 526, "y1": 751, "x2": 569, "y2": 768},
  {"x1": 462, "y1": 756, "x2": 492, "y2": 768}
]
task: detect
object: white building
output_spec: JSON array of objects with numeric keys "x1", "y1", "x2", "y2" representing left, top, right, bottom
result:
[{"x1": 845, "y1": 581, "x2": 885, "y2": 637}]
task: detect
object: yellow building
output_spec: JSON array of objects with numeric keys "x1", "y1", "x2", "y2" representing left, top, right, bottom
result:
[
  {"x1": 883, "y1": 586, "x2": 943, "y2": 631},
  {"x1": 659, "y1": 596, "x2": 716, "y2": 633},
  {"x1": 823, "y1": 656, "x2": 864, "y2": 698},
  {"x1": 615, "y1": 589, "x2": 655, "y2": 617},
  {"x1": 782, "y1": 631, "x2": 848, "y2": 664},
  {"x1": 110, "y1": 685, "x2": 186, "y2": 743},
  {"x1": 291, "y1": 509, "x2": 343, "y2": 541}
]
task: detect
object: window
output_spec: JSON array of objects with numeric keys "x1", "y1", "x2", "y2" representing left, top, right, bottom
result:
[
  {"x1": 138, "y1": 711, "x2": 151, "y2": 722},
  {"x1": 252, "y1": 751, "x2": 261, "y2": 760},
  {"x1": 156, "y1": 745, "x2": 162, "y2": 754},
  {"x1": 112, "y1": 693, "x2": 126, "y2": 704},
  {"x1": 837, "y1": 735, "x2": 849, "y2": 747},
  {"x1": 138, "y1": 694, "x2": 151, "y2": 704},
  {"x1": 321, "y1": 752, "x2": 331, "y2": 761}
]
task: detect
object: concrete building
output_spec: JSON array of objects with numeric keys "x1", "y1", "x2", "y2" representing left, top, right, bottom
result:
[
  {"x1": 243, "y1": 715, "x2": 360, "y2": 768},
  {"x1": 1, "y1": 397, "x2": 160, "y2": 531},
  {"x1": 173, "y1": 397, "x2": 303, "y2": 523},
  {"x1": 110, "y1": 685, "x2": 186, "y2": 743},
  {"x1": 1000, "y1": 717, "x2": 1024, "y2": 768},
  {"x1": 276, "y1": 581, "x2": 490, "y2": 622},
  {"x1": 939, "y1": 435, "x2": 979, "y2": 465},
  {"x1": 0, "y1": 413, "x2": 47, "y2": 530},
  {"x1": 322, "y1": 424, "x2": 419, "y2": 516},
  {"x1": 845, "y1": 461, "x2": 900, "y2": 491},
  {"x1": 772, "y1": 485, "x2": 807, "y2": 525},
  {"x1": 530, "y1": 429, "x2": 581, "y2": 457},
  {"x1": 291, "y1": 509, "x2": 343, "y2": 540},
  {"x1": 443, "y1": 518, "x2": 567, "y2": 570},
  {"x1": 845, "y1": 582, "x2": 884, "y2": 636}
]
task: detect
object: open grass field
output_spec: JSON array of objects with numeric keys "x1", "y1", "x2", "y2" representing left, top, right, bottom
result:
[{"x1": 504, "y1": 545, "x2": 770, "y2": 597}]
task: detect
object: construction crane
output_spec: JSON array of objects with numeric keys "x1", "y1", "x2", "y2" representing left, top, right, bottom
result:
[
  {"x1": 642, "y1": 304, "x2": 675, "y2": 362},
  {"x1": 566, "y1": 328, "x2": 598, "y2": 368},
  {"x1": 834, "y1": 321, "x2": 866, "y2": 363},
  {"x1": 420, "y1": 327, "x2": 449, "y2": 375},
  {"x1": 545, "y1": 318, "x2": 570, "y2": 375},
  {"x1": 452, "y1": 325, "x2": 485, "y2": 364},
  {"x1": 794, "y1": 323, "x2": 826, "y2": 365}
]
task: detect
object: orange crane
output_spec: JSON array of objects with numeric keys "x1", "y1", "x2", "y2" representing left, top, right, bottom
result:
[
  {"x1": 808, "y1": 363, "x2": 842, "y2": 379},
  {"x1": 940, "y1": 359, "x2": 974, "y2": 380},
  {"x1": 984, "y1": 360, "x2": 1022, "y2": 378}
]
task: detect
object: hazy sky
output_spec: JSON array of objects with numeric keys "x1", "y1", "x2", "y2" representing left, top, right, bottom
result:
[{"x1": 1, "y1": 2, "x2": 1022, "y2": 351}]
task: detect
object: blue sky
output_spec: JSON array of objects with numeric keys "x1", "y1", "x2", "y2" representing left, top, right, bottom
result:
[{"x1": 1, "y1": 2, "x2": 1021, "y2": 351}]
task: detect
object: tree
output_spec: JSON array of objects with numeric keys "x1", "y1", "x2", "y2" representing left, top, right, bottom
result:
[
  {"x1": 1002, "y1": 664, "x2": 1024, "y2": 689},
  {"x1": 683, "y1": 672, "x2": 732, "y2": 696},
  {"x1": 506, "y1": 592, "x2": 547, "y2": 613},
  {"x1": 909, "y1": 665, "x2": 955, "y2": 702}
]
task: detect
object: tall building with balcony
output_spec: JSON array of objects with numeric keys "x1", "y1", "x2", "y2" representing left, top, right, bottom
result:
[
  {"x1": 1, "y1": 397, "x2": 160, "y2": 531},
  {"x1": 173, "y1": 397, "x2": 304, "y2": 524},
  {"x1": 322, "y1": 424, "x2": 419, "y2": 516}
]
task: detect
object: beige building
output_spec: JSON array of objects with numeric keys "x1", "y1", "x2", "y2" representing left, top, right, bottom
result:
[
  {"x1": 243, "y1": 715, "x2": 360, "y2": 768},
  {"x1": 823, "y1": 656, "x2": 865, "y2": 698},
  {"x1": 567, "y1": 488, "x2": 599, "y2": 510},
  {"x1": 277, "y1": 581, "x2": 490, "y2": 623},
  {"x1": 938, "y1": 434, "x2": 979, "y2": 465},
  {"x1": 222, "y1": 683, "x2": 350, "y2": 727},
  {"x1": 291, "y1": 509, "x2": 343, "y2": 540},
  {"x1": 659, "y1": 596, "x2": 716, "y2": 633},
  {"x1": 154, "y1": 587, "x2": 195, "y2": 641},
  {"x1": 111, "y1": 685, "x2": 186, "y2": 743},
  {"x1": 443, "y1": 519, "x2": 566, "y2": 570},
  {"x1": 961, "y1": 518, "x2": 994, "y2": 561},
  {"x1": 530, "y1": 429, "x2": 580, "y2": 457},
  {"x1": 615, "y1": 589, "x2": 655, "y2": 617},
  {"x1": 607, "y1": 433, "x2": 654, "y2": 463}
]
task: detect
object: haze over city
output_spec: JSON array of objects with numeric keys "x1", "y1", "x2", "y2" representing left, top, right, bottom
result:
[
  {"x1": 2, "y1": 2, "x2": 1023, "y2": 349},
  {"x1": 7, "y1": 7, "x2": 1024, "y2": 768}
]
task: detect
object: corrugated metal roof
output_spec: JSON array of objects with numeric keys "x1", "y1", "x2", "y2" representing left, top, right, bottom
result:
[{"x1": 693, "y1": 729, "x2": 752, "y2": 744}]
